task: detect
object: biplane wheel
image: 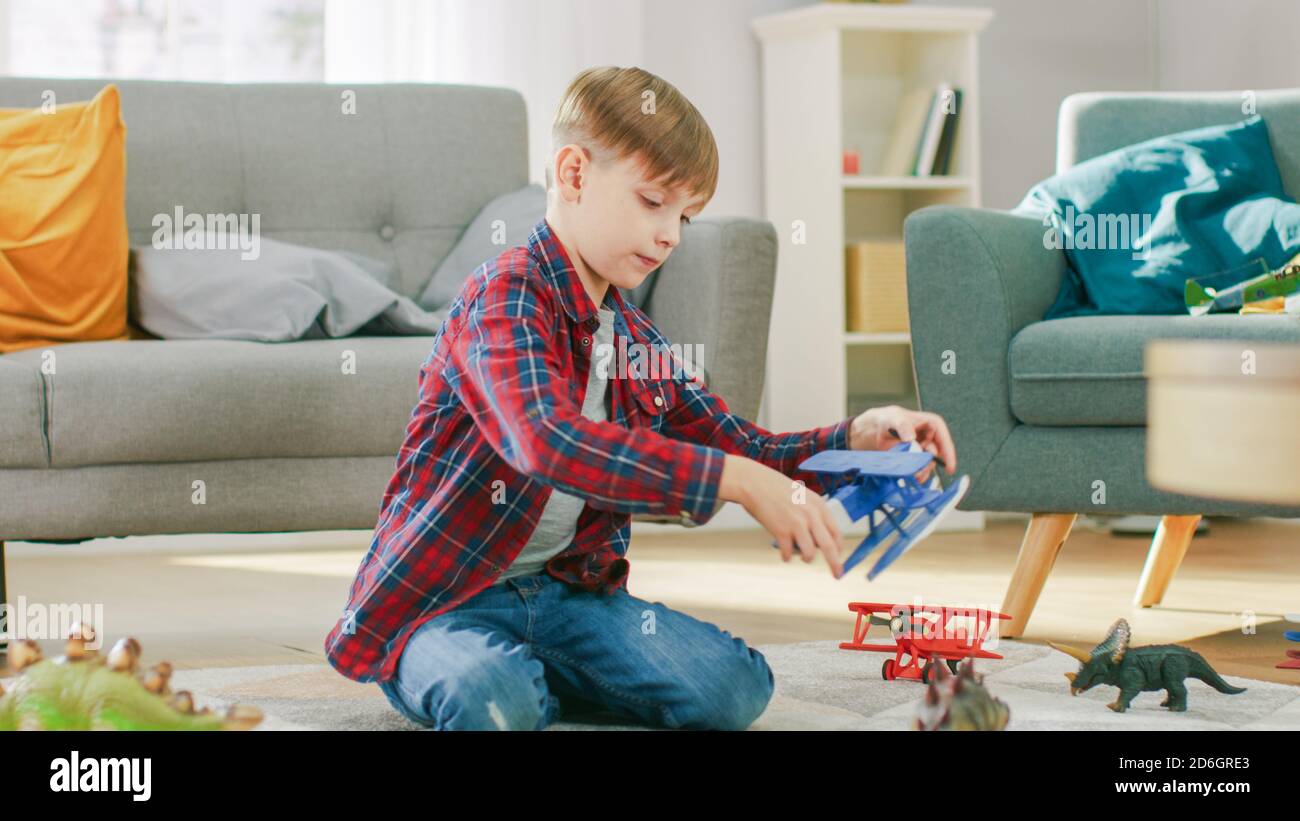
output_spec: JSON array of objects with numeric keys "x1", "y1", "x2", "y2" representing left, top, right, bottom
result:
[
  {"x1": 946, "y1": 659, "x2": 961, "y2": 675},
  {"x1": 882, "y1": 659, "x2": 896, "y2": 681},
  {"x1": 921, "y1": 661, "x2": 935, "y2": 683}
]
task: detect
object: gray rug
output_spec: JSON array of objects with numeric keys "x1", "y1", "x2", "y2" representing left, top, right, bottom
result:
[{"x1": 140, "y1": 640, "x2": 1300, "y2": 731}]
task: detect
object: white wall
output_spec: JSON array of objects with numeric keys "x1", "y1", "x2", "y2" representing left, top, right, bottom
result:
[{"x1": 1152, "y1": 0, "x2": 1300, "y2": 91}]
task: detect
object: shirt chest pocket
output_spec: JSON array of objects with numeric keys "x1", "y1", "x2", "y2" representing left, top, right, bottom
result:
[{"x1": 627, "y1": 377, "x2": 678, "y2": 433}]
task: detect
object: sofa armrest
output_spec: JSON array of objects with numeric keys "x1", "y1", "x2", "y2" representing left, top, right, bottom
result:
[
  {"x1": 903, "y1": 206, "x2": 1070, "y2": 493},
  {"x1": 642, "y1": 217, "x2": 777, "y2": 421}
]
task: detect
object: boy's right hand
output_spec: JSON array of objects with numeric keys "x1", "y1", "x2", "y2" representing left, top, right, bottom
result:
[{"x1": 718, "y1": 454, "x2": 845, "y2": 577}]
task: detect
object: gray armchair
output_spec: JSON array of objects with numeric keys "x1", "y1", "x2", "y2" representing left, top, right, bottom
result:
[{"x1": 904, "y1": 89, "x2": 1300, "y2": 637}]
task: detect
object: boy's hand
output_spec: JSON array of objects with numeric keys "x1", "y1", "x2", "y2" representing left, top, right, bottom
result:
[
  {"x1": 849, "y1": 405, "x2": 957, "y2": 484},
  {"x1": 719, "y1": 454, "x2": 844, "y2": 577}
]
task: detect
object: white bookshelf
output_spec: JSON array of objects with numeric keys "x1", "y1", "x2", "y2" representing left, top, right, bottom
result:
[{"x1": 754, "y1": 2, "x2": 993, "y2": 531}]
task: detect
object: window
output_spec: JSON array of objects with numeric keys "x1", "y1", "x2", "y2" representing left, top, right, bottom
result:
[{"x1": 5, "y1": 0, "x2": 323, "y2": 81}]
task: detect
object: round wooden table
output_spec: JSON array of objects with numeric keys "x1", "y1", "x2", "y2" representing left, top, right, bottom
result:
[
  {"x1": 1146, "y1": 338, "x2": 1300, "y2": 672},
  {"x1": 1146, "y1": 338, "x2": 1300, "y2": 504}
]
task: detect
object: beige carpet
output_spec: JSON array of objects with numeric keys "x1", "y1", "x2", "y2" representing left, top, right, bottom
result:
[{"x1": 38, "y1": 639, "x2": 1288, "y2": 731}]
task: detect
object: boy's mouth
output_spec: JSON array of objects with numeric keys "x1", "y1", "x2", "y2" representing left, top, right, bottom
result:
[{"x1": 635, "y1": 253, "x2": 660, "y2": 269}]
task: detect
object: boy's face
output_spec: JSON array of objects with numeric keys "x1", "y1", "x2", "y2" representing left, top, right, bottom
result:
[{"x1": 548, "y1": 145, "x2": 707, "y2": 294}]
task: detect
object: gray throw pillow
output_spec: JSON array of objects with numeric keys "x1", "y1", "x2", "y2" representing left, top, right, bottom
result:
[
  {"x1": 130, "y1": 235, "x2": 446, "y2": 341},
  {"x1": 419, "y1": 183, "x2": 547, "y2": 310}
]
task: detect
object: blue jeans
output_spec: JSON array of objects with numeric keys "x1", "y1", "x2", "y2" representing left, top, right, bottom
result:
[{"x1": 377, "y1": 574, "x2": 775, "y2": 731}]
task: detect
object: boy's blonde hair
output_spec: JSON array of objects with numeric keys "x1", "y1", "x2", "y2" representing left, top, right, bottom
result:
[{"x1": 548, "y1": 66, "x2": 717, "y2": 207}]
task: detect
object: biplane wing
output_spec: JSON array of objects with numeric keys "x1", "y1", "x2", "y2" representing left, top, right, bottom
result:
[
  {"x1": 838, "y1": 601, "x2": 1012, "y2": 681},
  {"x1": 797, "y1": 448, "x2": 932, "y2": 478}
]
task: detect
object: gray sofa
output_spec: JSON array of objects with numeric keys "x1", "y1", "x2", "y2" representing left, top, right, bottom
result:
[
  {"x1": 905, "y1": 89, "x2": 1300, "y2": 636},
  {"x1": 0, "y1": 79, "x2": 778, "y2": 648}
]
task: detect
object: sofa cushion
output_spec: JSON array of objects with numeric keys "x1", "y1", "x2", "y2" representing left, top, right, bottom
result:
[
  {"x1": 1009, "y1": 314, "x2": 1300, "y2": 426},
  {"x1": 0, "y1": 83, "x2": 130, "y2": 353},
  {"x1": 0, "y1": 356, "x2": 49, "y2": 467},
  {"x1": 1, "y1": 337, "x2": 435, "y2": 467},
  {"x1": 419, "y1": 185, "x2": 547, "y2": 311}
]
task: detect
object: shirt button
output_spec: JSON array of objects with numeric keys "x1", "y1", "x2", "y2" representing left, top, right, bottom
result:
[
  {"x1": 581, "y1": 337, "x2": 590, "y2": 346},
  {"x1": 379, "y1": 224, "x2": 396, "y2": 240},
  {"x1": 653, "y1": 395, "x2": 664, "y2": 407}
]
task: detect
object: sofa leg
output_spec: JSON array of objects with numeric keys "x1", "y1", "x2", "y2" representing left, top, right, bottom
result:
[
  {"x1": 1133, "y1": 515, "x2": 1201, "y2": 608},
  {"x1": 1000, "y1": 513, "x2": 1076, "y2": 639}
]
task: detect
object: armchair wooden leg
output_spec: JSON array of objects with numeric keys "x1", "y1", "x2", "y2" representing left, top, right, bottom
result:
[
  {"x1": 1134, "y1": 515, "x2": 1201, "y2": 608},
  {"x1": 1000, "y1": 513, "x2": 1077, "y2": 639}
]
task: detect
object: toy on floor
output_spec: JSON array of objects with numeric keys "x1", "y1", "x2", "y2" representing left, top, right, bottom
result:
[
  {"x1": 1048, "y1": 619, "x2": 1246, "y2": 713},
  {"x1": 1281, "y1": 613, "x2": 1300, "y2": 669},
  {"x1": 785, "y1": 442, "x2": 970, "y2": 580},
  {"x1": 913, "y1": 657, "x2": 1010, "y2": 731},
  {"x1": 0, "y1": 622, "x2": 263, "y2": 730},
  {"x1": 839, "y1": 601, "x2": 1010, "y2": 683}
]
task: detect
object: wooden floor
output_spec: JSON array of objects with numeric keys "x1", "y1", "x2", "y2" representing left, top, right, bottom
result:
[{"x1": 4, "y1": 517, "x2": 1298, "y2": 685}]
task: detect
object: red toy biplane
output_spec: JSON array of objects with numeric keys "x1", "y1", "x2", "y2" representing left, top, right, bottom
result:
[{"x1": 839, "y1": 601, "x2": 1011, "y2": 682}]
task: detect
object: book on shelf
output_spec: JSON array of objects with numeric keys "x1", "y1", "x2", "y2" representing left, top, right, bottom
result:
[
  {"x1": 931, "y1": 87, "x2": 962, "y2": 176},
  {"x1": 873, "y1": 83, "x2": 962, "y2": 178},
  {"x1": 913, "y1": 83, "x2": 960, "y2": 176},
  {"x1": 868, "y1": 81, "x2": 961, "y2": 177},
  {"x1": 876, "y1": 87, "x2": 933, "y2": 177}
]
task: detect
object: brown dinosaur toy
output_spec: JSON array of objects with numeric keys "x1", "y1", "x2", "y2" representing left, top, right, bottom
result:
[{"x1": 913, "y1": 657, "x2": 1010, "y2": 731}]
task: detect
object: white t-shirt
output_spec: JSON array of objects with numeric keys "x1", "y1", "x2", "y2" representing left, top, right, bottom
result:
[{"x1": 493, "y1": 305, "x2": 615, "y2": 584}]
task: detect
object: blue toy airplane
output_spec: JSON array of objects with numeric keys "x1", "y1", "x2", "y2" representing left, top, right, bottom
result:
[{"x1": 775, "y1": 442, "x2": 970, "y2": 580}]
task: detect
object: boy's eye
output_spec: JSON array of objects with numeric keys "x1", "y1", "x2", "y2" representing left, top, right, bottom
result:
[{"x1": 642, "y1": 194, "x2": 691, "y2": 224}]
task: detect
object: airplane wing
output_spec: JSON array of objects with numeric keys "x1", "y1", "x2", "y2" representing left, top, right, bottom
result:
[{"x1": 798, "y1": 448, "x2": 931, "y2": 478}]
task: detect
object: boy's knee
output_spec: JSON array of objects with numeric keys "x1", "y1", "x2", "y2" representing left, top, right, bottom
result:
[
  {"x1": 402, "y1": 666, "x2": 551, "y2": 731},
  {"x1": 673, "y1": 651, "x2": 774, "y2": 731},
  {"x1": 389, "y1": 631, "x2": 555, "y2": 730}
]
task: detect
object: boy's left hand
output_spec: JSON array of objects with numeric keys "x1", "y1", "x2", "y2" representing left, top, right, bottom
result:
[{"x1": 848, "y1": 405, "x2": 957, "y2": 484}]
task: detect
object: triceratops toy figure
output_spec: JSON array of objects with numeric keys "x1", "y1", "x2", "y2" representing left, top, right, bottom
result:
[
  {"x1": 1049, "y1": 618, "x2": 1246, "y2": 713},
  {"x1": 0, "y1": 622, "x2": 263, "y2": 730}
]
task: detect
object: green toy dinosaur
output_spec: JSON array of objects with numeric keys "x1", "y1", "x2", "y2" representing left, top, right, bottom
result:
[
  {"x1": 1049, "y1": 618, "x2": 1246, "y2": 713},
  {"x1": 0, "y1": 623, "x2": 262, "y2": 731}
]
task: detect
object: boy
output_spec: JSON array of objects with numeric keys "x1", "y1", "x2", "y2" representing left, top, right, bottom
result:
[{"x1": 324, "y1": 66, "x2": 957, "y2": 730}]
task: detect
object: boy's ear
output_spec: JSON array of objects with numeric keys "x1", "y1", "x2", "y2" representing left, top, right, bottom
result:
[{"x1": 552, "y1": 143, "x2": 589, "y2": 202}]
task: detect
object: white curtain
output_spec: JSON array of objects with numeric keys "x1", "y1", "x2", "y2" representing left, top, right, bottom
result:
[
  {"x1": 324, "y1": 0, "x2": 645, "y2": 186},
  {"x1": 0, "y1": 0, "x2": 10, "y2": 75}
]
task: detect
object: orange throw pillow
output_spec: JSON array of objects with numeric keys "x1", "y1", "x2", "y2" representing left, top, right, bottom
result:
[{"x1": 0, "y1": 84, "x2": 129, "y2": 353}]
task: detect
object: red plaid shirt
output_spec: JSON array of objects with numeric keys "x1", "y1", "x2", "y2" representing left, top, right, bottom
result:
[{"x1": 325, "y1": 217, "x2": 852, "y2": 683}]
